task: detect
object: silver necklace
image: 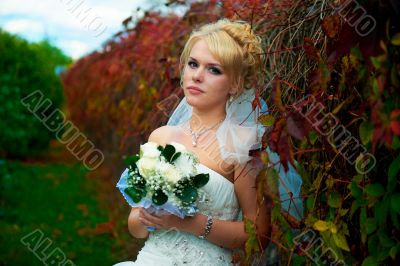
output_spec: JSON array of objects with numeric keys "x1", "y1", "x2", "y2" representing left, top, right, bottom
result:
[{"x1": 188, "y1": 118, "x2": 225, "y2": 147}]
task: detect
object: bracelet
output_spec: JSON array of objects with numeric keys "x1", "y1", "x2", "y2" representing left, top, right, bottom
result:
[{"x1": 199, "y1": 215, "x2": 213, "y2": 239}]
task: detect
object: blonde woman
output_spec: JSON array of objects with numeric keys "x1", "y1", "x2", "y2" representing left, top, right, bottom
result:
[{"x1": 114, "y1": 18, "x2": 271, "y2": 265}]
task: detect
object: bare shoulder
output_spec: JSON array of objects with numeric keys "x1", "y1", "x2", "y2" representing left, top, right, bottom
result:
[{"x1": 148, "y1": 125, "x2": 177, "y2": 145}]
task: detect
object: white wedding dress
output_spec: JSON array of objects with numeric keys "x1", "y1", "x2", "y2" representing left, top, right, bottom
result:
[{"x1": 114, "y1": 163, "x2": 242, "y2": 266}]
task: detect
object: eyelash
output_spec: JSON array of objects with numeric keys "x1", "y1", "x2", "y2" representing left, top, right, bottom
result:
[{"x1": 188, "y1": 61, "x2": 222, "y2": 75}]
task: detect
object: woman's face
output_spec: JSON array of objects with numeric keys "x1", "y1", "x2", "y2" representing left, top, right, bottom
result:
[{"x1": 182, "y1": 39, "x2": 234, "y2": 110}]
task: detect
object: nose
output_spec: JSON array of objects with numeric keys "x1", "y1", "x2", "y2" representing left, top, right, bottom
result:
[{"x1": 192, "y1": 67, "x2": 204, "y2": 82}]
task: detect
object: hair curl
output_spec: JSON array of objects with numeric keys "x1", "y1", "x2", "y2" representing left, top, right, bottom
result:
[{"x1": 180, "y1": 18, "x2": 265, "y2": 97}]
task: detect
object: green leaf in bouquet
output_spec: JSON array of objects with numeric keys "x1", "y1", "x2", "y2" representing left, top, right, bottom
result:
[
  {"x1": 177, "y1": 186, "x2": 198, "y2": 205},
  {"x1": 157, "y1": 145, "x2": 164, "y2": 152},
  {"x1": 191, "y1": 173, "x2": 210, "y2": 188},
  {"x1": 152, "y1": 189, "x2": 168, "y2": 205},
  {"x1": 170, "y1": 152, "x2": 181, "y2": 162},
  {"x1": 161, "y1": 144, "x2": 176, "y2": 162},
  {"x1": 124, "y1": 154, "x2": 140, "y2": 170},
  {"x1": 124, "y1": 187, "x2": 144, "y2": 203}
]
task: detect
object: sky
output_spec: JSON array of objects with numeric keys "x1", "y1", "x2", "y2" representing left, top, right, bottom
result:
[{"x1": 0, "y1": 0, "x2": 187, "y2": 59}]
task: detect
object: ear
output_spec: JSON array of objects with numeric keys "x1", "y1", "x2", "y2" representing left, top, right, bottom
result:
[{"x1": 229, "y1": 86, "x2": 238, "y2": 95}]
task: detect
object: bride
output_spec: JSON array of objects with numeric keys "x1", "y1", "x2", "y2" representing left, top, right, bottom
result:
[{"x1": 114, "y1": 18, "x2": 271, "y2": 265}]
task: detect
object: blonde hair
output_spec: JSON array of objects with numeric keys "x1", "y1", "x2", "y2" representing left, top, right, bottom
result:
[{"x1": 179, "y1": 18, "x2": 265, "y2": 96}]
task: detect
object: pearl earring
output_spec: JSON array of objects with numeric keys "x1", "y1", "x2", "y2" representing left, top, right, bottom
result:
[{"x1": 229, "y1": 94, "x2": 234, "y2": 103}]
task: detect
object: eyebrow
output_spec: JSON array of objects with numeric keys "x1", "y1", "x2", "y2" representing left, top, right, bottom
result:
[{"x1": 189, "y1": 57, "x2": 222, "y2": 67}]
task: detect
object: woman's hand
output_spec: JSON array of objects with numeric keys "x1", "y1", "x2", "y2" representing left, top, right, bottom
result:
[{"x1": 138, "y1": 208, "x2": 184, "y2": 231}]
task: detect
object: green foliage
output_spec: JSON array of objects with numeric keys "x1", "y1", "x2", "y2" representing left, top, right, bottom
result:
[
  {"x1": 0, "y1": 160, "x2": 117, "y2": 265},
  {"x1": 0, "y1": 30, "x2": 71, "y2": 158}
]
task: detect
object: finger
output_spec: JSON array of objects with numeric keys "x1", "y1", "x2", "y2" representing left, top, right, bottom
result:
[
  {"x1": 146, "y1": 215, "x2": 163, "y2": 226},
  {"x1": 139, "y1": 217, "x2": 158, "y2": 228},
  {"x1": 141, "y1": 210, "x2": 162, "y2": 223},
  {"x1": 141, "y1": 211, "x2": 164, "y2": 225},
  {"x1": 140, "y1": 209, "x2": 158, "y2": 219},
  {"x1": 138, "y1": 216, "x2": 146, "y2": 225},
  {"x1": 138, "y1": 209, "x2": 151, "y2": 219}
]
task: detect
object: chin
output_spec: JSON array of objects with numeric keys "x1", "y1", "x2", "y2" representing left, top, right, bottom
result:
[
  {"x1": 186, "y1": 95, "x2": 207, "y2": 110},
  {"x1": 185, "y1": 95, "x2": 197, "y2": 107}
]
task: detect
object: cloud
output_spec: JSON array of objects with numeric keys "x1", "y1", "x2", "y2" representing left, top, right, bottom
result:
[
  {"x1": 56, "y1": 40, "x2": 90, "y2": 59},
  {"x1": 3, "y1": 19, "x2": 44, "y2": 36},
  {"x1": 0, "y1": 0, "x2": 153, "y2": 59}
]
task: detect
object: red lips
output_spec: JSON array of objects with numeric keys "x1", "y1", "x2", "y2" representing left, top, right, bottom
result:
[{"x1": 187, "y1": 86, "x2": 204, "y2": 93}]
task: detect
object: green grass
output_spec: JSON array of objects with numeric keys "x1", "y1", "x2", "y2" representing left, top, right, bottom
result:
[{"x1": 0, "y1": 160, "x2": 116, "y2": 265}]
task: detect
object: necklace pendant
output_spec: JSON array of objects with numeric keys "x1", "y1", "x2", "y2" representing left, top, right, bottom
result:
[{"x1": 191, "y1": 132, "x2": 198, "y2": 147}]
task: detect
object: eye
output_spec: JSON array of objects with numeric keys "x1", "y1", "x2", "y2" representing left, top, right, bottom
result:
[
  {"x1": 188, "y1": 60, "x2": 222, "y2": 75},
  {"x1": 188, "y1": 60, "x2": 197, "y2": 68},
  {"x1": 209, "y1": 67, "x2": 222, "y2": 75}
]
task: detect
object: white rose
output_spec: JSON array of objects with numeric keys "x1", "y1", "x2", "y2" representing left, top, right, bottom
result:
[
  {"x1": 137, "y1": 157, "x2": 157, "y2": 178},
  {"x1": 169, "y1": 142, "x2": 186, "y2": 153},
  {"x1": 140, "y1": 141, "x2": 161, "y2": 158},
  {"x1": 157, "y1": 160, "x2": 182, "y2": 183},
  {"x1": 174, "y1": 153, "x2": 197, "y2": 177}
]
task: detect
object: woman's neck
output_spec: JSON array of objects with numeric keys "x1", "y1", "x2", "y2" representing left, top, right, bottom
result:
[{"x1": 189, "y1": 108, "x2": 226, "y2": 132}]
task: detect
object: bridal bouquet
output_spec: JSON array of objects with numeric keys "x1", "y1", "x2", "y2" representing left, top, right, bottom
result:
[{"x1": 117, "y1": 141, "x2": 209, "y2": 230}]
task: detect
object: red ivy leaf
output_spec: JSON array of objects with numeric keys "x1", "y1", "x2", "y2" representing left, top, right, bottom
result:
[
  {"x1": 261, "y1": 129, "x2": 268, "y2": 151},
  {"x1": 270, "y1": 117, "x2": 294, "y2": 172},
  {"x1": 252, "y1": 93, "x2": 261, "y2": 111},
  {"x1": 321, "y1": 15, "x2": 341, "y2": 39},
  {"x1": 107, "y1": 63, "x2": 120, "y2": 76},
  {"x1": 391, "y1": 109, "x2": 400, "y2": 135},
  {"x1": 278, "y1": 129, "x2": 294, "y2": 172},
  {"x1": 303, "y1": 37, "x2": 321, "y2": 61},
  {"x1": 286, "y1": 112, "x2": 310, "y2": 140},
  {"x1": 270, "y1": 117, "x2": 285, "y2": 152}
]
